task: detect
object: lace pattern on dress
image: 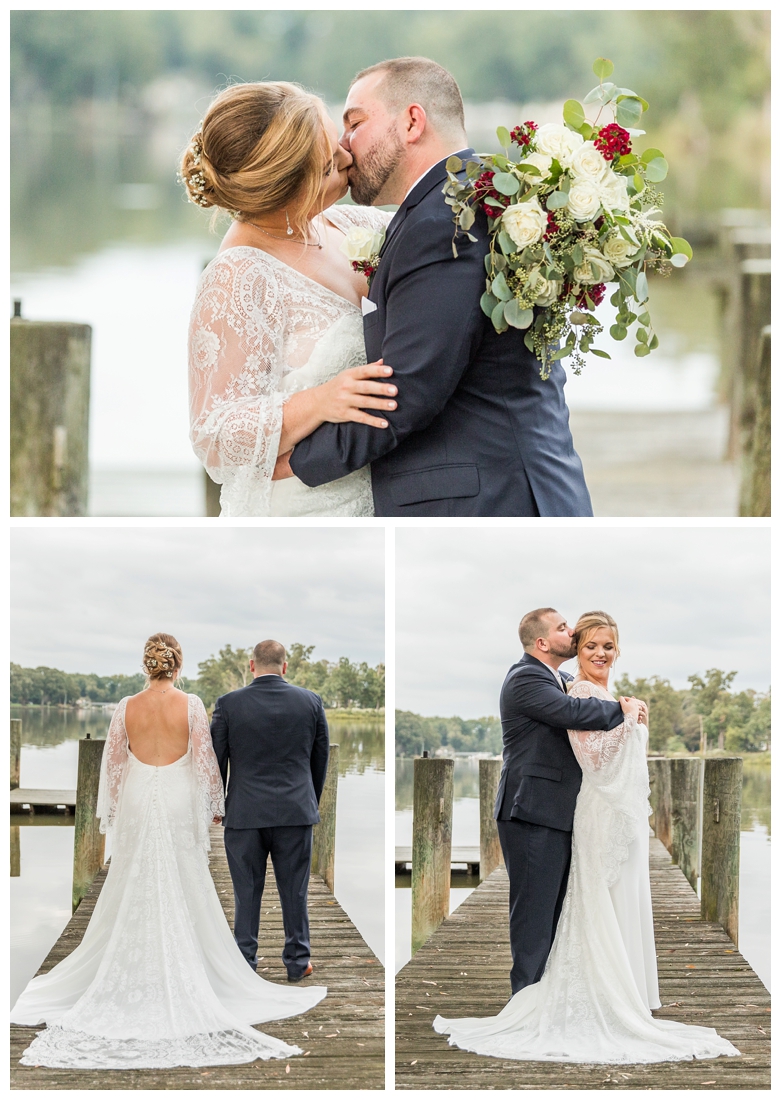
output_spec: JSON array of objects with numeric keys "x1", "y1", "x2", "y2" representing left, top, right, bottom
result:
[
  {"x1": 188, "y1": 204, "x2": 391, "y2": 517},
  {"x1": 96, "y1": 697, "x2": 129, "y2": 835},
  {"x1": 189, "y1": 694, "x2": 225, "y2": 851},
  {"x1": 567, "y1": 679, "x2": 649, "y2": 889}
]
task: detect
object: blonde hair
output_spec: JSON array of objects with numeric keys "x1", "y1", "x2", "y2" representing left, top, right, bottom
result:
[
  {"x1": 179, "y1": 81, "x2": 332, "y2": 237},
  {"x1": 143, "y1": 633, "x2": 183, "y2": 682},
  {"x1": 573, "y1": 611, "x2": 620, "y2": 674}
]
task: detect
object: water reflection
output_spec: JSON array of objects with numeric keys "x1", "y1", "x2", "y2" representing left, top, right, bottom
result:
[{"x1": 10, "y1": 708, "x2": 384, "y2": 1004}]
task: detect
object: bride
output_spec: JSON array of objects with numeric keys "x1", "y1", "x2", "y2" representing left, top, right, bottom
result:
[
  {"x1": 11, "y1": 634, "x2": 326, "y2": 1068},
  {"x1": 434, "y1": 611, "x2": 740, "y2": 1065},
  {"x1": 183, "y1": 81, "x2": 395, "y2": 517}
]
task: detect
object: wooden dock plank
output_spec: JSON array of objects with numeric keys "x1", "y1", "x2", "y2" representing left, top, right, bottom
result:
[
  {"x1": 396, "y1": 837, "x2": 769, "y2": 1090},
  {"x1": 10, "y1": 789, "x2": 76, "y2": 810},
  {"x1": 11, "y1": 826, "x2": 383, "y2": 1090}
]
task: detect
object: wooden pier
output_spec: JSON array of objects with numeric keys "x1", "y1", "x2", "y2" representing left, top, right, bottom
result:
[
  {"x1": 11, "y1": 825, "x2": 384, "y2": 1090},
  {"x1": 10, "y1": 789, "x2": 76, "y2": 812},
  {"x1": 396, "y1": 837, "x2": 770, "y2": 1090}
]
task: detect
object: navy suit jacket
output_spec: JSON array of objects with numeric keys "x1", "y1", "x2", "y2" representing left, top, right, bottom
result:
[
  {"x1": 495, "y1": 654, "x2": 624, "y2": 832},
  {"x1": 210, "y1": 675, "x2": 329, "y2": 829},
  {"x1": 289, "y1": 151, "x2": 592, "y2": 517}
]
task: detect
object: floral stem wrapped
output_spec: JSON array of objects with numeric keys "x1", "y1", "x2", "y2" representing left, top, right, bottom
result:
[{"x1": 444, "y1": 58, "x2": 693, "y2": 379}]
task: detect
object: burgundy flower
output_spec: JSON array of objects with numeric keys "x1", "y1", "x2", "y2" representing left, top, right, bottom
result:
[
  {"x1": 576, "y1": 283, "x2": 606, "y2": 310},
  {"x1": 510, "y1": 120, "x2": 539, "y2": 148},
  {"x1": 474, "y1": 170, "x2": 506, "y2": 217},
  {"x1": 594, "y1": 123, "x2": 632, "y2": 162},
  {"x1": 543, "y1": 212, "x2": 560, "y2": 240}
]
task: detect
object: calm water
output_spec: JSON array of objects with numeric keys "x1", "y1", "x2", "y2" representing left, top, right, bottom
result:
[
  {"x1": 395, "y1": 756, "x2": 770, "y2": 989},
  {"x1": 10, "y1": 706, "x2": 384, "y2": 1006},
  {"x1": 11, "y1": 112, "x2": 723, "y2": 491}
]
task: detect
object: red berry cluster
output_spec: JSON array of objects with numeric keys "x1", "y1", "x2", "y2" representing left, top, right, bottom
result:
[
  {"x1": 510, "y1": 120, "x2": 538, "y2": 148},
  {"x1": 474, "y1": 170, "x2": 505, "y2": 217},
  {"x1": 543, "y1": 212, "x2": 559, "y2": 240},
  {"x1": 351, "y1": 259, "x2": 378, "y2": 280},
  {"x1": 576, "y1": 282, "x2": 606, "y2": 310},
  {"x1": 594, "y1": 123, "x2": 632, "y2": 162}
]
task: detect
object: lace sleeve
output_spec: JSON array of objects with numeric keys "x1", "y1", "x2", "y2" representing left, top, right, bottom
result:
[
  {"x1": 189, "y1": 694, "x2": 225, "y2": 851},
  {"x1": 96, "y1": 698, "x2": 129, "y2": 835},
  {"x1": 567, "y1": 680, "x2": 636, "y2": 774},
  {"x1": 188, "y1": 249, "x2": 289, "y2": 514}
]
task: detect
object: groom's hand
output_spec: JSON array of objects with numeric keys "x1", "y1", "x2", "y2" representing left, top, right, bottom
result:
[
  {"x1": 619, "y1": 696, "x2": 642, "y2": 723},
  {"x1": 272, "y1": 450, "x2": 294, "y2": 480}
]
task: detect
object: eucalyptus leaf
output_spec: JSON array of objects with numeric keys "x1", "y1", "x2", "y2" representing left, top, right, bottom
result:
[
  {"x1": 634, "y1": 343, "x2": 651, "y2": 357},
  {"x1": 616, "y1": 89, "x2": 649, "y2": 111},
  {"x1": 640, "y1": 147, "x2": 665, "y2": 165},
  {"x1": 484, "y1": 196, "x2": 505, "y2": 208},
  {"x1": 638, "y1": 311, "x2": 650, "y2": 326},
  {"x1": 610, "y1": 324, "x2": 627, "y2": 340},
  {"x1": 644, "y1": 157, "x2": 668, "y2": 183},
  {"x1": 445, "y1": 156, "x2": 463, "y2": 173},
  {"x1": 670, "y1": 237, "x2": 693, "y2": 260},
  {"x1": 496, "y1": 126, "x2": 511, "y2": 149},
  {"x1": 570, "y1": 311, "x2": 590, "y2": 326},
  {"x1": 498, "y1": 230, "x2": 516, "y2": 256},
  {"x1": 504, "y1": 299, "x2": 534, "y2": 329},
  {"x1": 583, "y1": 85, "x2": 604, "y2": 105},
  {"x1": 458, "y1": 206, "x2": 476, "y2": 230},
  {"x1": 572, "y1": 244, "x2": 584, "y2": 266},
  {"x1": 616, "y1": 96, "x2": 644, "y2": 129},
  {"x1": 636, "y1": 327, "x2": 648, "y2": 344},
  {"x1": 491, "y1": 299, "x2": 509, "y2": 333},
  {"x1": 524, "y1": 330, "x2": 536, "y2": 353},
  {"x1": 635, "y1": 271, "x2": 649, "y2": 303},
  {"x1": 491, "y1": 271, "x2": 513, "y2": 300},
  {"x1": 562, "y1": 99, "x2": 585, "y2": 131},
  {"x1": 547, "y1": 190, "x2": 570, "y2": 210},
  {"x1": 492, "y1": 171, "x2": 521, "y2": 196},
  {"x1": 591, "y1": 348, "x2": 611, "y2": 359},
  {"x1": 649, "y1": 334, "x2": 659, "y2": 350},
  {"x1": 480, "y1": 291, "x2": 499, "y2": 317},
  {"x1": 592, "y1": 57, "x2": 614, "y2": 80},
  {"x1": 670, "y1": 253, "x2": 688, "y2": 268}
]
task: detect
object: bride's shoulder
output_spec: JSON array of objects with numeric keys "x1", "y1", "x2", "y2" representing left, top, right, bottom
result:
[
  {"x1": 326, "y1": 203, "x2": 393, "y2": 231},
  {"x1": 568, "y1": 678, "x2": 610, "y2": 699}
]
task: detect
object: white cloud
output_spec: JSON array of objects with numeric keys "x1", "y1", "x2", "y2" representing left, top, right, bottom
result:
[
  {"x1": 396, "y1": 527, "x2": 770, "y2": 717},
  {"x1": 12, "y1": 527, "x2": 384, "y2": 677}
]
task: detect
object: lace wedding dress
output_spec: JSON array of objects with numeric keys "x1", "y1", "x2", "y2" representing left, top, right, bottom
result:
[
  {"x1": 11, "y1": 694, "x2": 326, "y2": 1069},
  {"x1": 189, "y1": 204, "x2": 391, "y2": 517},
  {"x1": 434, "y1": 680, "x2": 740, "y2": 1065}
]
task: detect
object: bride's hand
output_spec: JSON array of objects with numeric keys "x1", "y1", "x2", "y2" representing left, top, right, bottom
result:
[
  {"x1": 212, "y1": 815, "x2": 223, "y2": 825},
  {"x1": 317, "y1": 360, "x2": 396, "y2": 427}
]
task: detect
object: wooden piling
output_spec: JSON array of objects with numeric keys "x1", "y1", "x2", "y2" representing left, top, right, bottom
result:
[
  {"x1": 737, "y1": 261, "x2": 771, "y2": 516},
  {"x1": 478, "y1": 758, "x2": 503, "y2": 882},
  {"x1": 411, "y1": 756, "x2": 453, "y2": 955},
  {"x1": 311, "y1": 743, "x2": 338, "y2": 893},
  {"x1": 647, "y1": 756, "x2": 671, "y2": 851},
  {"x1": 700, "y1": 756, "x2": 742, "y2": 945},
  {"x1": 72, "y1": 737, "x2": 106, "y2": 911},
  {"x1": 10, "y1": 718, "x2": 22, "y2": 790},
  {"x1": 668, "y1": 757, "x2": 701, "y2": 890},
  {"x1": 10, "y1": 317, "x2": 92, "y2": 517},
  {"x1": 11, "y1": 825, "x2": 21, "y2": 878},
  {"x1": 740, "y1": 323, "x2": 771, "y2": 517}
]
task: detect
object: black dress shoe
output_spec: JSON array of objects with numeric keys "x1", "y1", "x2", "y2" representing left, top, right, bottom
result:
[{"x1": 287, "y1": 962, "x2": 313, "y2": 982}]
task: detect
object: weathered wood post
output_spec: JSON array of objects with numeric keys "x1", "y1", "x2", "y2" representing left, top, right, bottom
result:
[
  {"x1": 668, "y1": 757, "x2": 702, "y2": 890},
  {"x1": 204, "y1": 470, "x2": 221, "y2": 517},
  {"x1": 737, "y1": 261, "x2": 771, "y2": 517},
  {"x1": 479, "y1": 757, "x2": 503, "y2": 882},
  {"x1": 11, "y1": 825, "x2": 21, "y2": 877},
  {"x1": 700, "y1": 756, "x2": 742, "y2": 945},
  {"x1": 10, "y1": 311, "x2": 92, "y2": 517},
  {"x1": 10, "y1": 718, "x2": 22, "y2": 789},
  {"x1": 741, "y1": 323, "x2": 770, "y2": 517},
  {"x1": 647, "y1": 756, "x2": 672, "y2": 851},
  {"x1": 311, "y1": 743, "x2": 339, "y2": 893},
  {"x1": 411, "y1": 756, "x2": 453, "y2": 955},
  {"x1": 72, "y1": 735, "x2": 106, "y2": 910}
]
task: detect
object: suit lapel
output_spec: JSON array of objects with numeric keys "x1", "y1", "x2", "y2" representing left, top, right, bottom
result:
[{"x1": 377, "y1": 148, "x2": 475, "y2": 260}]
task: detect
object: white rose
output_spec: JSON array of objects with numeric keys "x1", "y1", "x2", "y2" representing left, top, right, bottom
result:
[
  {"x1": 340, "y1": 225, "x2": 384, "y2": 262},
  {"x1": 600, "y1": 172, "x2": 630, "y2": 213},
  {"x1": 501, "y1": 198, "x2": 548, "y2": 249},
  {"x1": 569, "y1": 142, "x2": 611, "y2": 184},
  {"x1": 191, "y1": 327, "x2": 221, "y2": 372},
  {"x1": 566, "y1": 178, "x2": 603, "y2": 222},
  {"x1": 535, "y1": 123, "x2": 584, "y2": 167},
  {"x1": 532, "y1": 274, "x2": 562, "y2": 307},
  {"x1": 519, "y1": 152, "x2": 553, "y2": 180},
  {"x1": 602, "y1": 231, "x2": 640, "y2": 269},
  {"x1": 573, "y1": 246, "x2": 615, "y2": 284}
]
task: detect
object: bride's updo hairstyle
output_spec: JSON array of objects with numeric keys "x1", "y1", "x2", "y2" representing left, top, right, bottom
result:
[
  {"x1": 179, "y1": 81, "x2": 332, "y2": 237},
  {"x1": 143, "y1": 633, "x2": 183, "y2": 682},
  {"x1": 573, "y1": 611, "x2": 620, "y2": 671}
]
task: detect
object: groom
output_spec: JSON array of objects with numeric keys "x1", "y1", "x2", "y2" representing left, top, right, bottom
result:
[
  {"x1": 288, "y1": 55, "x2": 592, "y2": 517},
  {"x1": 210, "y1": 640, "x2": 330, "y2": 981},
  {"x1": 495, "y1": 608, "x2": 641, "y2": 994}
]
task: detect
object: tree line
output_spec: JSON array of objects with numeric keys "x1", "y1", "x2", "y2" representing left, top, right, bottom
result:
[
  {"x1": 396, "y1": 669, "x2": 770, "y2": 756},
  {"x1": 10, "y1": 643, "x2": 384, "y2": 711}
]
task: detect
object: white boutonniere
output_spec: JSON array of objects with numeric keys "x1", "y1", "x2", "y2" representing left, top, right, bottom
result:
[{"x1": 340, "y1": 225, "x2": 386, "y2": 286}]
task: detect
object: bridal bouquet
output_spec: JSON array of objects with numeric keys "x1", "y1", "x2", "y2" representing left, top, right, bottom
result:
[{"x1": 444, "y1": 58, "x2": 693, "y2": 377}]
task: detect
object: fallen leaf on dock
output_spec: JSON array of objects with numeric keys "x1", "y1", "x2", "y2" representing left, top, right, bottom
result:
[{"x1": 285, "y1": 1064, "x2": 290, "y2": 1074}]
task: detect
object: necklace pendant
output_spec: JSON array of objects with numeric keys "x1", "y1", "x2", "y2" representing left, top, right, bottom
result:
[{"x1": 286, "y1": 227, "x2": 294, "y2": 236}]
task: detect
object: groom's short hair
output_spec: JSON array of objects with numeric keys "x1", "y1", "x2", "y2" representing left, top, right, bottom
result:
[
  {"x1": 519, "y1": 608, "x2": 559, "y2": 651},
  {"x1": 352, "y1": 56, "x2": 465, "y2": 137},
  {"x1": 253, "y1": 639, "x2": 286, "y2": 669}
]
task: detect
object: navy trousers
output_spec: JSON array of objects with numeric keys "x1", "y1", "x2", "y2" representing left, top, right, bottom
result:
[
  {"x1": 223, "y1": 824, "x2": 313, "y2": 978},
  {"x1": 496, "y1": 817, "x2": 572, "y2": 995}
]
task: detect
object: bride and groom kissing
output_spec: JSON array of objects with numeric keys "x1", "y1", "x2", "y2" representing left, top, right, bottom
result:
[
  {"x1": 435, "y1": 608, "x2": 739, "y2": 1065},
  {"x1": 185, "y1": 56, "x2": 593, "y2": 518},
  {"x1": 12, "y1": 636, "x2": 331, "y2": 1068}
]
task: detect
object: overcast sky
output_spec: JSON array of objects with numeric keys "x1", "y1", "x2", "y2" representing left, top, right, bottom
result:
[
  {"x1": 396, "y1": 527, "x2": 770, "y2": 718},
  {"x1": 11, "y1": 528, "x2": 384, "y2": 677}
]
